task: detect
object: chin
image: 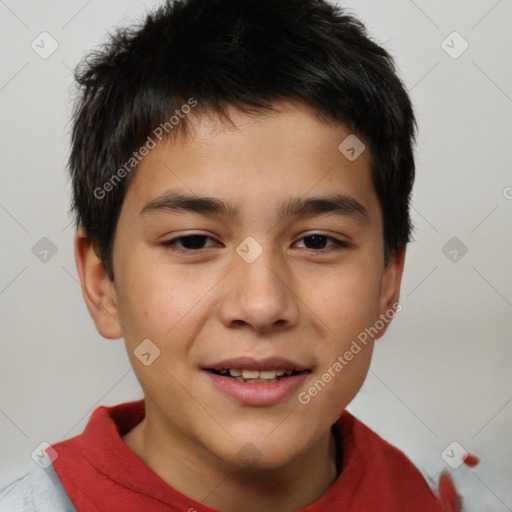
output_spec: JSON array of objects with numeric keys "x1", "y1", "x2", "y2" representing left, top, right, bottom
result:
[{"x1": 205, "y1": 427, "x2": 312, "y2": 471}]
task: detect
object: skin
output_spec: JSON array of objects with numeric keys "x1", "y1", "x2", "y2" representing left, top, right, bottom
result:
[{"x1": 75, "y1": 100, "x2": 405, "y2": 512}]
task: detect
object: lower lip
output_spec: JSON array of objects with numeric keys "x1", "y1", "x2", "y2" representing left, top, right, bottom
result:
[{"x1": 204, "y1": 371, "x2": 309, "y2": 406}]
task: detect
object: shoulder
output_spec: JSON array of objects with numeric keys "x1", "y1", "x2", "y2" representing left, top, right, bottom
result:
[{"x1": 0, "y1": 455, "x2": 76, "y2": 512}]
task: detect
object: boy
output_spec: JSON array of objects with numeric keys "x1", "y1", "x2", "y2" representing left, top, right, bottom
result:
[{"x1": 0, "y1": 0, "x2": 451, "y2": 510}]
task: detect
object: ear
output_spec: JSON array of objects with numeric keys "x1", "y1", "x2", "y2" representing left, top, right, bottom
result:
[
  {"x1": 74, "y1": 227, "x2": 123, "y2": 340},
  {"x1": 375, "y1": 247, "x2": 406, "y2": 340}
]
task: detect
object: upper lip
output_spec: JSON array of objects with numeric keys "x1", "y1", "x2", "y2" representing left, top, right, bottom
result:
[{"x1": 205, "y1": 357, "x2": 310, "y2": 372}]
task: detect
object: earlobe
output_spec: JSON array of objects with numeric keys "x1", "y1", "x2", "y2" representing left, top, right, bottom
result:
[
  {"x1": 74, "y1": 228, "x2": 123, "y2": 340},
  {"x1": 375, "y1": 248, "x2": 406, "y2": 340}
]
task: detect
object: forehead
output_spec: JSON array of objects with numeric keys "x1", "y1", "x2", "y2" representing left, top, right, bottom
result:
[{"x1": 121, "y1": 101, "x2": 379, "y2": 224}]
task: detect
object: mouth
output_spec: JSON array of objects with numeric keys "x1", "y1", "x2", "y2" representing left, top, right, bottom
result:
[{"x1": 203, "y1": 357, "x2": 311, "y2": 406}]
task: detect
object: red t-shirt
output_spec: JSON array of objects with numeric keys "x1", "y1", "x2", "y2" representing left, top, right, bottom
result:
[{"x1": 49, "y1": 400, "x2": 443, "y2": 511}]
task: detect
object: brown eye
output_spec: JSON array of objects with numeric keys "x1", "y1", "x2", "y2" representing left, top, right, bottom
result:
[
  {"x1": 294, "y1": 234, "x2": 349, "y2": 252},
  {"x1": 162, "y1": 235, "x2": 220, "y2": 252}
]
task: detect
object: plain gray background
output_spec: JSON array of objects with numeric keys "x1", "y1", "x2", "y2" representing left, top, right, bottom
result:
[{"x1": 0, "y1": 1, "x2": 511, "y2": 510}]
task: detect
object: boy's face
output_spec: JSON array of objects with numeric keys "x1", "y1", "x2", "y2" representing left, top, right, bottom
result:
[{"x1": 77, "y1": 101, "x2": 404, "y2": 470}]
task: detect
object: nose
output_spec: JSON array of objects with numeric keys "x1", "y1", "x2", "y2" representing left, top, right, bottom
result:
[{"x1": 217, "y1": 242, "x2": 299, "y2": 334}]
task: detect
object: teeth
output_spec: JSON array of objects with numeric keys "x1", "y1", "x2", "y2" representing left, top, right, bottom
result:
[
  {"x1": 235, "y1": 377, "x2": 278, "y2": 383},
  {"x1": 223, "y1": 369, "x2": 294, "y2": 380},
  {"x1": 241, "y1": 369, "x2": 260, "y2": 379}
]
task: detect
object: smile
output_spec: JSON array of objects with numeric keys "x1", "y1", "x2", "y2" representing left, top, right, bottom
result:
[
  {"x1": 208, "y1": 368, "x2": 302, "y2": 383},
  {"x1": 204, "y1": 365, "x2": 311, "y2": 405}
]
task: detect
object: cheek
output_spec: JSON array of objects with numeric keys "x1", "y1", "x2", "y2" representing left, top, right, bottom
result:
[
  {"x1": 307, "y1": 261, "x2": 382, "y2": 407},
  {"x1": 117, "y1": 258, "x2": 203, "y2": 338},
  {"x1": 317, "y1": 263, "x2": 383, "y2": 338},
  {"x1": 115, "y1": 259, "x2": 222, "y2": 389},
  {"x1": 115, "y1": 263, "x2": 206, "y2": 398}
]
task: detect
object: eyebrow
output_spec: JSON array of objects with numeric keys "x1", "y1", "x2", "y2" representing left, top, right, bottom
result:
[{"x1": 141, "y1": 192, "x2": 369, "y2": 223}]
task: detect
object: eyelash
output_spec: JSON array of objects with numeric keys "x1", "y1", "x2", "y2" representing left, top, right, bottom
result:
[{"x1": 161, "y1": 233, "x2": 350, "y2": 254}]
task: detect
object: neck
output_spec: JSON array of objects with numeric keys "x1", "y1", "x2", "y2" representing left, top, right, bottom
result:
[{"x1": 123, "y1": 408, "x2": 339, "y2": 512}]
